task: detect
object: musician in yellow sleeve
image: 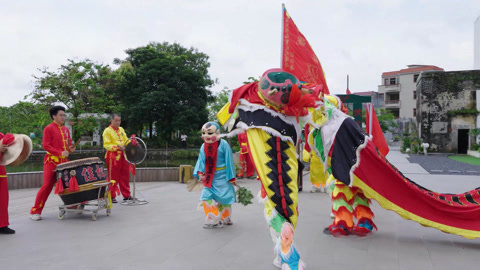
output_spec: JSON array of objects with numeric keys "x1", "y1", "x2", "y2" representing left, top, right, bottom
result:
[{"x1": 103, "y1": 114, "x2": 131, "y2": 203}]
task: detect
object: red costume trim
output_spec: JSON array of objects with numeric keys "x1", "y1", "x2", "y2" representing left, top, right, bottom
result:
[{"x1": 203, "y1": 141, "x2": 220, "y2": 188}]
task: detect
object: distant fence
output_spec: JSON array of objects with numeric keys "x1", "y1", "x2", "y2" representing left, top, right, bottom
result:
[{"x1": 6, "y1": 167, "x2": 190, "y2": 190}]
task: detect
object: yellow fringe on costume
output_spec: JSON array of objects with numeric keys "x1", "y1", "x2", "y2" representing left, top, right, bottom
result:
[
  {"x1": 309, "y1": 150, "x2": 328, "y2": 187},
  {"x1": 246, "y1": 128, "x2": 299, "y2": 229}
]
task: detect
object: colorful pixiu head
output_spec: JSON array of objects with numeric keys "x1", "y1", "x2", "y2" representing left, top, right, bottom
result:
[
  {"x1": 201, "y1": 122, "x2": 221, "y2": 144},
  {"x1": 258, "y1": 68, "x2": 302, "y2": 108}
]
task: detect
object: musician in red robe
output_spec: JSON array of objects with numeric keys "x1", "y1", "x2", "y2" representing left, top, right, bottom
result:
[
  {"x1": 30, "y1": 106, "x2": 74, "y2": 220},
  {"x1": 0, "y1": 136, "x2": 14, "y2": 234},
  {"x1": 237, "y1": 132, "x2": 254, "y2": 178}
]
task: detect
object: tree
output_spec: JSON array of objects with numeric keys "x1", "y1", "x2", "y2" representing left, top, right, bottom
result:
[
  {"x1": 207, "y1": 88, "x2": 231, "y2": 122},
  {"x1": 376, "y1": 108, "x2": 398, "y2": 132},
  {"x1": 0, "y1": 102, "x2": 50, "y2": 147},
  {"x1": 27, "y1": 59, "x2": 122, "y2": 140},
  {"x1": 115, "y1": 42, "x2": 214, "y2": 142}
]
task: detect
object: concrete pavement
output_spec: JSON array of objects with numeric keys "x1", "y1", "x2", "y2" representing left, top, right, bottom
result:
[{"x1": 1, "y1": 148, "x2": 480, "y2": 269}]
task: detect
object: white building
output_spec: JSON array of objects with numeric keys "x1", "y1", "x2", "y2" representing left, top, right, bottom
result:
[
  {"x1": 378, "y1": 65, "x2": 444, "y2": 119},
  {"x1": 65, "y1": 113, "x2": 110, "y2": 146}
]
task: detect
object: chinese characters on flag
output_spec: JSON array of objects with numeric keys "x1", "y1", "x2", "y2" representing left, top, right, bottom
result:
[{"x1": 282, "y1": 6, "x2": 330, "y2": 94}]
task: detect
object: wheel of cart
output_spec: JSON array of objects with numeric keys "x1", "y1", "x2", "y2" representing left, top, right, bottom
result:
[{"x1": 54, "y1": 158, "x2": 114, "y2": 221}]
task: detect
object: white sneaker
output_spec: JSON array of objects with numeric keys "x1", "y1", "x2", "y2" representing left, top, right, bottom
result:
[{"x1": 30, "y1": 214, "x2": 42, "y2": 221}]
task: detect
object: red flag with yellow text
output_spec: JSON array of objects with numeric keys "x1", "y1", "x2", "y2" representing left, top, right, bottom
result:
[{"x1": 282, "y1": 6, "x2": 330, "y2": 94}]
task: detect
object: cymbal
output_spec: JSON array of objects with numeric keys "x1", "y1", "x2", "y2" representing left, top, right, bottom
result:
[{"x1": 0, "y1": 134, "x2": 33, "y2": 166}]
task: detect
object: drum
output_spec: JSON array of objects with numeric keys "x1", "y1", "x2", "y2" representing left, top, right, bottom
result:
[{"x1": 55, "y1": 157, "x2": 107, "y2": 205}]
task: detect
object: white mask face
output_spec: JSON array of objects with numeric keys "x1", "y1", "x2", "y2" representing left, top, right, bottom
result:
[{"x1": 201, "y1": 124, "x2": 220, "y2": 144}]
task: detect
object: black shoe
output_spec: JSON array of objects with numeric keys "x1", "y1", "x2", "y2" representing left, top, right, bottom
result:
[
  {"x1": 112, "y1": 198, "x2": 118, "y2": 204},
  {"x1": 0, "y1": 226, "x2": 15, "y2": 234},
  {"x1": 123, "y1": 196, "x2": 137, "y2": 201}
]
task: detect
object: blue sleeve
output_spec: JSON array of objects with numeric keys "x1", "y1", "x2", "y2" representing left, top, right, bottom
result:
[{"x1": 193, "y1": 144, "x2": 205, "y2": 179}]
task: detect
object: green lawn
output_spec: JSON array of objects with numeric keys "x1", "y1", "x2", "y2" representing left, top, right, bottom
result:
[{"x1": 448, "y1": 155, "x2": 480, "y2": 166}]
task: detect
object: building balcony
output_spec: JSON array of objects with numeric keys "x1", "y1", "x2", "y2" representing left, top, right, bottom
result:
[
  {"x1": 385, "y1": 100, "x2": 401, "y2": 107},
  {"x1": 378, "y1": 83, "x2": 401, "y2": 94}
]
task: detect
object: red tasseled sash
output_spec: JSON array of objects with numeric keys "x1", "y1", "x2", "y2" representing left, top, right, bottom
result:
[{"x1": 202, "y1": 141, "x2": 220, "y2": 188}]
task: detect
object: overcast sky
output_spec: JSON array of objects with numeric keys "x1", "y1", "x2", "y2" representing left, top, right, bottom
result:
[{"x1": 1, "y1": 0, "x2": 479, "y2": 107}]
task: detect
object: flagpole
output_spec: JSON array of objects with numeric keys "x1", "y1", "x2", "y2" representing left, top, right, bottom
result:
[
  {"x1": 368, "y1": 104, "x2": 373, "y2": 135},
  {"x1": 281, "y1": 3, "x2": 285, "y2": 68}
]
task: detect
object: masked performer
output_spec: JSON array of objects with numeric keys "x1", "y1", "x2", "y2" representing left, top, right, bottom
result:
[
  {"x1": 303, "y1": 110, "x2": 329, "y2": 193},
  {"x1": 217, "y1": 68, "x2": 316, "y2": 268},
  {"x1": 102, "y1": 113, "x2": 132, "y2": 203},
  {"x1": 236, "y1": 131, "x2": 255, "y2": 178},
  {"x1": 30, "y1": 106, "x2": 74, "y2": 220},
  {"x1": 307, "y1": 94, "x2": 376, "y2": 236},
  {"x1": 194, "y1": 122, "x2": 236, "y2": 228}
]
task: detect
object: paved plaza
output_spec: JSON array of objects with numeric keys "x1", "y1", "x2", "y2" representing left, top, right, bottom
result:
[{"x1": 1, "y1": 148, "x2": 480, "y2": 269}]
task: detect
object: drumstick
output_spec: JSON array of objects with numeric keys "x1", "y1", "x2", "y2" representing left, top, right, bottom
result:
[{"x1": 72, "y1": 138, "x2": 81, "y2": 149}]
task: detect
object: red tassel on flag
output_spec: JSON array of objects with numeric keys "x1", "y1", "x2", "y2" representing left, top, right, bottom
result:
[{"x1": 69, "y1": 175, "x2": 79, "y2": 192}]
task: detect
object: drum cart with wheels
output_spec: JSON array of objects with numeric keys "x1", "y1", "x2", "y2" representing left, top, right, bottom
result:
[
  {"x1": 54, "y1": 157, "x2": 113, "y2": 221},
  {"x1": 58, "y1": 181, "x2": 113, "y2": 221}
]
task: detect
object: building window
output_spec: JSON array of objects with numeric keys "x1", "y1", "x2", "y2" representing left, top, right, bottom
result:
[
  {"x1": 384, "y1": 78, "x2": 388, "y2": 85},
  {"x1": 413, "y1": 91, "x2": 417, "y2": 99},
  {"x1": 379, "y1": 93, "x2": 384, "y2": 100},
  {"x1": 413, "y1": 108, "x2": 416, "y2": 117},
  {"x1": 389, "y1": 78, "x2": 397, "y2": 85},
  {"x1": 414, "y1": 74, "x2": 419, "y2": 82}
]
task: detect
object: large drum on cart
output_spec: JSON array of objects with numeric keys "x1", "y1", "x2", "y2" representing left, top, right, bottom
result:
[{"x1": 55, "y1": 157, "x2": 112, "y2": 220}]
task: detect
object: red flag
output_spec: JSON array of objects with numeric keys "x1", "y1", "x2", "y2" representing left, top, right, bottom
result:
[
  {"x1": 366, "y1": 104, "x2": 389, "y2": 156},
  {"x1": 282, "y1": 5, "x2": 330, "y2": 94}
]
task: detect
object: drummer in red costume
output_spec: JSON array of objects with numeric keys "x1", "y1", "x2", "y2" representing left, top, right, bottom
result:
[
  {"x1": 0, "y1": 137, "x2": 14, "y2": 234},
  {"x1": 102, "y1": 114, "x2": 131, "y2": 203},
  {"x1": 30, "y1": 106, "x2": 75, "y2": 221}
]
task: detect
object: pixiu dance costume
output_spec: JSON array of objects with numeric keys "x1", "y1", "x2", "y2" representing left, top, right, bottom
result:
[
  {"x1": 307, "y1": 94, "x2": 376, "y2": 236},
  {"x1": 103, "y1": 125, "x2": 130, "y2": 200},
  {"x1": 194, "y1": 122, "x2": 236, "y2": 227},
  {"x1": 310, "y1": 94, "x2": 480, "y2": 239},
  {"x1": 302, "y1": 108, "x2": 329, "y2": 193},
  {"x1": 237, "y1": 132, "x2": 254, "y2": 178},
  {"x1": 31, "y1": 122, "x2": 72, "y2": 215},
  {"x1": 218, "y1": 69, "x2": 316, "y2": 267}
]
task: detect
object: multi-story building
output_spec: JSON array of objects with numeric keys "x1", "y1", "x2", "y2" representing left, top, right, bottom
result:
[
  {"x1": 351, "y1": 91, "x2": 384, "y2": 109},
  {"x1": 416, "y1": 70, "x2": 480, "y2": 153},
  {"x1": 378, "y1": 65, "x2": 444, "y2": 119}
]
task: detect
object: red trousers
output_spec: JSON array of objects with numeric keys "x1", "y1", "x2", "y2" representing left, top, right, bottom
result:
[
  {"x1": 238, "y1": 152, "x2": 254, "y2": 177},
  {"x1": 0, "y1": 166, "x2": 9, "y2": 228},
  {"x1": 31, "y1": 162, "x2": 57, "y2": 214},
  {"x1": 107, "y1": 155, "x2": 130, "y2": 199}
]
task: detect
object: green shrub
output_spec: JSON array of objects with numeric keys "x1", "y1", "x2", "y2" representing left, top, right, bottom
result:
[
  {"x1": 411, "y1": 141, "x2": 419, "y2": 154},
  {"x1": 401, "y1": 137, "x2": 412, "y2": 152},
  {"x1": 171, "y1": 149, "x2": 199, "y2": 159}
]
